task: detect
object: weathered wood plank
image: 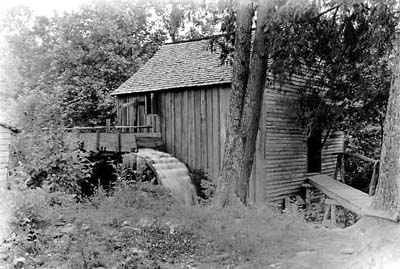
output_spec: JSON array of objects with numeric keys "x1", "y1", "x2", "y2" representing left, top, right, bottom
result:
[
  {"x1": 0, "y1": 132, "x2": 11, "y2": 139},
  {"x1": 161, "y1": 94, "x2": 166, "y2": 148},
  {"x1": 175, "y1": 91, "x2": 182, "y2": 160},
  {"x1": 194, "y1": 90, "x2": 201, "y2": 170},
  {"x1": 212, "y1": 88, "x2": 220, "y2": 180},
  {"x1": 219, "y1": 87, "x2": 230, "y2": 170},
  {"x1": 98, "y1": 133, "x2": 117, "y2": 151},
  {"x1": 206, "y1": 89, "x2": 214, "y2": 179},
  {"x1": 308, "y1": 174, "x2": 371, "y2": 216},
  {"x1": 165, "y1": 92, "x2": 172, "y2": 153},
  {"x1": 170, "y1": 92, "x2": 175, "y2": 155},
  {"x1": 0, "y1": 145, "x2": 10, "y2": 151},
  {"x1": 182, "y1": 90, "x2": 189, "y2": 165},
  {"x1": 189, "y1": 90, "x2": 195, "y2": 168},
  {"x1": 136, "y1": 136, "x2": 163, "y2": 149},
  {"x1": 200, "y1": 89, "x2": 207, "y2": 172},
  {"x1": 120, "y1": 134, "x2": 137, "y2": 152}
]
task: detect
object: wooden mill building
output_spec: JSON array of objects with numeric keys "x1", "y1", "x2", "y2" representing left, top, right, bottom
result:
[
  {"x1": 112, "y1": 38, "x2": 344, "y2": 203},
  {"x1": 0, "y1": 122, "x2": 19, "y2": 190}
]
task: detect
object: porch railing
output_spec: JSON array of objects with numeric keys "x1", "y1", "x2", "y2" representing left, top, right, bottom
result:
[{"x1": 333, "y1": 151, "x2": 379, "y2": 196}]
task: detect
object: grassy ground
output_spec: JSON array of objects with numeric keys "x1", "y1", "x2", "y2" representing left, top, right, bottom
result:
[
  {"x1": 2, "y1": 181, "x2": 400, "y2": 268},
  {"x1": 0, "y1": 189, "x2": 13, "y2": 268}
]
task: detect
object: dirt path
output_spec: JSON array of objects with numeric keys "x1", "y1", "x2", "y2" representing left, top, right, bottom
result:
[{"x1": 251, "y1": 228, "x2": 359, "y2": 268}]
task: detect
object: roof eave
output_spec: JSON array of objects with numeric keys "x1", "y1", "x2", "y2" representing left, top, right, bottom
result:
[{"x1": 111, "y1": 81, "x2": 232, "y2": 96}]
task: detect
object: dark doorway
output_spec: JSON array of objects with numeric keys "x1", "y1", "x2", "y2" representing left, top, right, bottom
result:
[{"x1": 307, "y1": 129, "x2": 322, "y2": 173}]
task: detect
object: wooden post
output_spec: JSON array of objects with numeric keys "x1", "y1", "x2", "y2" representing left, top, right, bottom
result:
[
  {"x1": 369, "y1": 161, "x2": 379, "y2": 196},
  {"x1": 95, "y1": 130, "x2": 100, "y2": 151},
  {"x1": 325, "y1": 198, "x2": 338, "y2": 227},
  {"x1": 340, "y1": 153, "x2": 345, "y2": 183},
  {"x1": 330, "y1": 204, "x2": 336, "y2": 226},
  {"x1": 145, "y1": 114, "x2": 153, "y2": 134},
  {"x1": 302, "y1": 183, "x2": 312, "y2": 210},
  {"x1": 154, "y1": 114, "x2": 160, "y2": 133},
  {"x1": 322, "y1": 204, "x2": 331, "y2": 227},
  {"x1": 285, "y1": 197, "x2": 292, "y2": 213},
  {"x1": 117, "y1": 130, "x2": 121, "y2": 153},
  {"x1": 333, "y1": 153, "x2": 341, "y2": 181},
  {"x1": 106, "y1": 119, "x2": 111, "y2": 133}
]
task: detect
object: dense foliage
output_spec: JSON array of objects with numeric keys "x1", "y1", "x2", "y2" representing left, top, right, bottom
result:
[
  {"x1": 274, "y1": 1, "x2": 398, "y2": 191},
  {"x1": 1, "y1": 1, "x2": 166, "y2": 128},
  {"x1": 10, "y1": 128, "x2": 93, "y2": 194},
  {"x1": 0, "y1": 0, "x2": 226, "y2": 129},
  {"x1": 279, "y1": 1, "x2": 397, "y2": 137},
  {"x1": 213, "y1": 0, "x2": 398, "y2": 141}
]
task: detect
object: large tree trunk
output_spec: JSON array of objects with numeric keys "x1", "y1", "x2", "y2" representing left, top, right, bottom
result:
[
  {"x1": 215, "y1": 1, "x2": 270, "y2": 206},
  {"x1": 371, "y1": 57, "x2": 400, "y2": 220},
  {"x1": 237, "y1": 4, "x2": 269, "y2": 203},
  {"x1": 214, "y1": 1, "x2": 253, "y2": 207}
]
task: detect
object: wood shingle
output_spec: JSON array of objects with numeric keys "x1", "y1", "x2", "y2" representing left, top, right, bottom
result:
[{"x1": 112, "y1": 40, "x2": 232, "y2": 95}]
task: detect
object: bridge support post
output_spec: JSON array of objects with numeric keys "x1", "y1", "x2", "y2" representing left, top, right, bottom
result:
[
  {"x1": 323, "y1": 198, "x2": 338, "y2": 227},
  {"x1": 302, "y1": 183, "x2": 313, "y2": 211}
]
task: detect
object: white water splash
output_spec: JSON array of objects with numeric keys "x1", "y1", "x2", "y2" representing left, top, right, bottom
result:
[{"x1": 125, "y1": 149, "x2": 197, "y2": 205}]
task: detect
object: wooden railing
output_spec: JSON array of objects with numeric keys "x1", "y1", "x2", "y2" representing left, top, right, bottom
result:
[
  {"x1": 43, "y1": 114, "x2": 163, "y2": 153},
  {"x1": 333, "y1": 151, "x2": 379, "y2": 196},
  {"x1": 60, "y1": 114, "x2": 161, "y2": 134}
]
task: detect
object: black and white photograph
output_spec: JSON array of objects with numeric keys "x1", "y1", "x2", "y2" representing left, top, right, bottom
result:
[{"x1": 0, "y1": 0, "x2": 400, "y2": 268}]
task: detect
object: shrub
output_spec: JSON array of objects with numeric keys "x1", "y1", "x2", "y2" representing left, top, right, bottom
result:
[
  {"x1": 11, "y1": 127, "x2": 93, "y2": 195},
  {"x1": 189, "y1": 169, "x2": 215, "y2": 200}
]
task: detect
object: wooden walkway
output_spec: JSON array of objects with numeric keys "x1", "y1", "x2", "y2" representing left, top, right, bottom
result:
[{"x1": 307, "y1": 174, "x2": 396, "y2": 221}]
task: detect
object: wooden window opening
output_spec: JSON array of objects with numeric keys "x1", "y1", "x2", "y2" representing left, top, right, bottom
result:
[{"x1": 307, "y1": 129, "x2": 322, "y2": 173}]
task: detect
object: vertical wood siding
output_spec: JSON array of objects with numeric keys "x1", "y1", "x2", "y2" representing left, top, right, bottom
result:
[
  {"x1": 157, "y1": 86, "x2": 265, "y2": 203},
  {"x1": 0, "y1": 126, "x2": 11, "y2": 190},
  {"x1": 158, "y1": 86, "x2": 230, "y2": 181}
]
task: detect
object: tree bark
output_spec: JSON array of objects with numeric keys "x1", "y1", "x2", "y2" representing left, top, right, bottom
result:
[
  {"x1": 214, "y1": 1, "x2": 253, "y2": 207},
  {"x1": 215, "y1": 1, "x2": 270, "y2": 206},
  {"x1": 237, "y1": 4, "x2": 269, "y2": 203},
  {"x1": 371, "y1": 56, "x2": 400, "y2": 220}
]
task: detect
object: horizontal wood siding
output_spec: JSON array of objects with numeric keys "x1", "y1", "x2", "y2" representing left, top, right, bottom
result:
[
  {"x1": 264, "y1": 74, "x2": 343, "y2": 201},
  {"x1": 321, "y1": 131, "x2": 344, "y2": 178},
  {"x1": 264, "y1": 77, "x2": 307, "y2": 201},
  {"x1": 0, "y1": 126, "x2": 11, "y2": 190}
]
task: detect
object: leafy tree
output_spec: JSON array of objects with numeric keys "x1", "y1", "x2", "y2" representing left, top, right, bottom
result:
[
  {"x1": 152, "y1": 0, "x2": 224, "y2": 42},
  {"x1": 1, "y1": 0, "x2": 166, "y2": 128},
  {"x1": 215, "y1": 0, "x2": 398, "y2": 206}
]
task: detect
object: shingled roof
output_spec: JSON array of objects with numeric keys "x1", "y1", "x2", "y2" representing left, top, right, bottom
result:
[{"x1": 112, "y1": 39, "x2": 232, "y2": 95}]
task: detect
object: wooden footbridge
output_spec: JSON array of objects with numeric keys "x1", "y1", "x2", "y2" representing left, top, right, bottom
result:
[{"x1": 306, "y1": 152, "x2": 396, "y2": 221}]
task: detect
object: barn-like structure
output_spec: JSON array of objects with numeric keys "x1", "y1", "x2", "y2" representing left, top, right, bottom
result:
[
  {"x1": 0, "y1": 123, "x2": 19, "y2": 190},
  {"x1": 112, "y1": 38, "x2": 344, "y2": 203}
]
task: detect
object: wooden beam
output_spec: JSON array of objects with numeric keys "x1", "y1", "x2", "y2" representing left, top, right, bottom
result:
[
  {"x1": 369, "y1": 161, "x2": 379, "y2": 196},
  {"x1": 343, "y1": 151, "x2": 377, "y2": 163},
  {"x1": 308, "y1": 174, "x2": 368, "y2": 215}
]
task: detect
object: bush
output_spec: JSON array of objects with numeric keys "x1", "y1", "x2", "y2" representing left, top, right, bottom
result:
[
  {"x1": 11, "y1": 127, "x2": 93, "y2": 195},
  {"x1": 189, "y1": 169, "x2": 215, "y2": 200}
]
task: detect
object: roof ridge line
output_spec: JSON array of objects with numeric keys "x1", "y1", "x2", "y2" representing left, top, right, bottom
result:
[{"x1": 164, "y1": 32, "x2": 233, "y2": 45}]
